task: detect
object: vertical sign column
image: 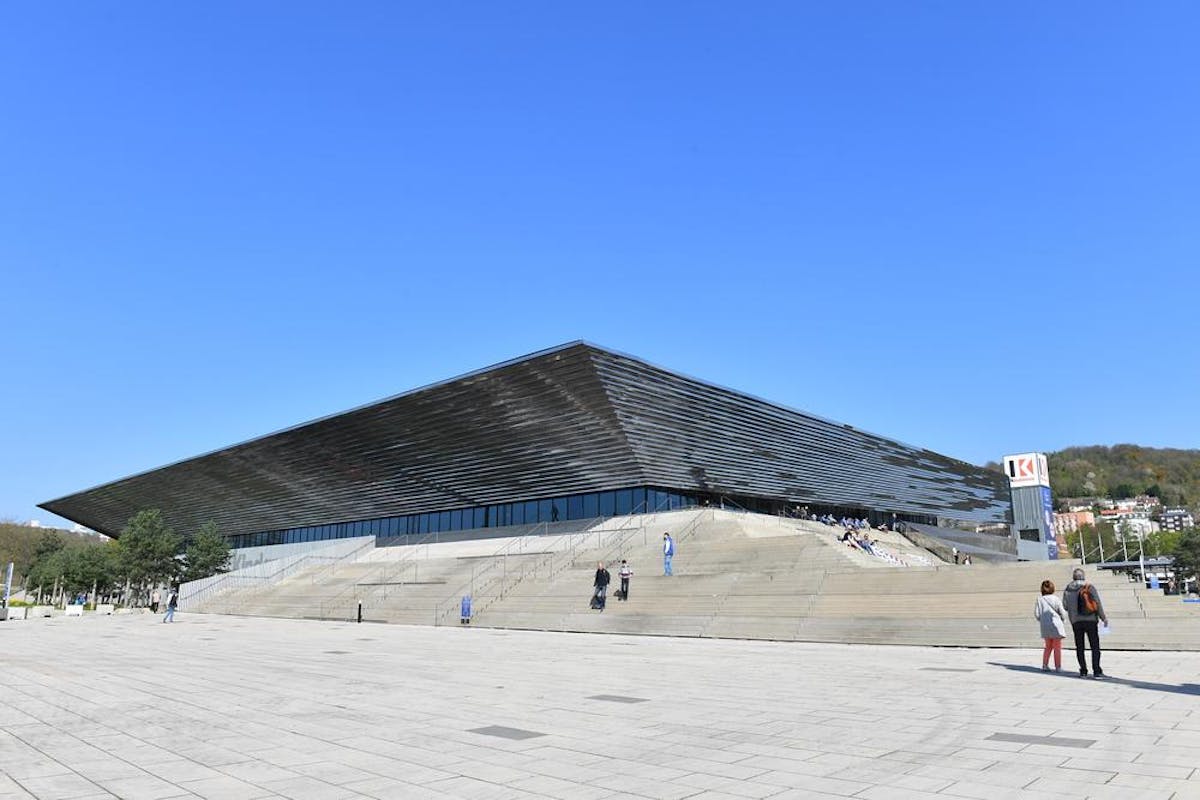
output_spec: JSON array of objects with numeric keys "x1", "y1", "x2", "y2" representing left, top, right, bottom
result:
[{"x1": 1003, "y1": 452, "x2": 1056, "y2": 561}]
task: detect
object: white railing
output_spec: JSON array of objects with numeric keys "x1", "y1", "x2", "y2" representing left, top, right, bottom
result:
[
  {"x1": 429, "y1": 518, "x2": 617, "y2": 626},
  {"x1": 315, "y1": 524, "x2": 563, "y2": 619},
  {"x1": 181, "y1": 537, "x2": 375, "y2": 611},
  {"x1": 432, "y1": 504, "x2": 710, "y2": 626}
]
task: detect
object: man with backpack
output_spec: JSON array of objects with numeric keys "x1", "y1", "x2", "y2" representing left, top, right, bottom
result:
[{"x1": 1063, "y1": 568, "x2": 1108, "y2": 679}]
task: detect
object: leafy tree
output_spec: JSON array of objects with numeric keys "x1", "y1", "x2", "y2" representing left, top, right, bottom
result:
[
  {"x1": 65, "y1": 543, "x2": 120, "y2": 595},
  {"x1": 1170, "y1": 528, "x2": 1200, "y2": 584},
  {"x1": 1145, "y1": 529, "x2": 1182, "y2": 558},
  {"x1": 183, "y1": 522, "x2": 231, "y2": 582},
  {"x1": 34, "y1": 531, "x2": 66, "y2": 561},
  {"x1": 25, "y1": 548, "x2": 67, "y2": 595},
  {"x1": 1065, "y1": 523, "x2": 1118, "y2": 563},
  {"x1": 1109, "y1": 483, "x2": 1137, "y2": 501},
  {"x1": 117, "y1": 509, "x2": 182, "y2": 590},
  {"x1": 24, "y1": 540, "x2": 120, "y2": 599}
]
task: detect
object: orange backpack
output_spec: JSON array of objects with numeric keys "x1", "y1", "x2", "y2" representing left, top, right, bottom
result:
[{"x1": 1077, "y1": 584, "x2": 1099, "y2": 615}]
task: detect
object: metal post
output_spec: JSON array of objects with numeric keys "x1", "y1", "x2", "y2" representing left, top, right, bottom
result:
[
  {"x1": 1079, "y1": 527, "x2": 1087, "y2": 565},
  {"x1": 1138, "y1": 535, "x2": 1146, "y2": 585},
  {"x1": 357, "y1": 600, "x2": 362, "y2": 623}
]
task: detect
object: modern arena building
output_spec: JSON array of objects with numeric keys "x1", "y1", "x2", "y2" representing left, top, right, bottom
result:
[{"x1": 41, "y1": 342, "x2": 1014, "y2": 553}]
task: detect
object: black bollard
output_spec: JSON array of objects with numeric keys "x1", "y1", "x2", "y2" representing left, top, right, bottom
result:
[{"x1": 357, "y1": 601, "x2": 362, "y2": 624}]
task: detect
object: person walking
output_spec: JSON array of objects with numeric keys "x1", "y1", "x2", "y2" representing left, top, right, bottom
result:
[
  {"x1": 1063, "y1": 568, "x2": 1108, "y2": 678},
  {"x1": 150, "y1": 589, "x2": 161, "y2": 614},
  {"x1": 618, "y1": 560, "x2": 633, "y2": 601},
  {"x1": 592, "y1": 562, "x2": 610, "y2": 611},
  {"x1": 163, "y1": 588, "x2": 178, "y2": 623},
  {"x1": 1034, "y1": 579, "x2": 1069, "y2": 672},
  {"x1": 952, "y1": 546, "x2": 960, "y2": 565},
  {"x1": 663, "y1": 532, "x2": 675, "y2": 576}
]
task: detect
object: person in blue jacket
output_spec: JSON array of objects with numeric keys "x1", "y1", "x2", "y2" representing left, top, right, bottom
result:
[{"x1": 663, "y1": 532, "x2": 675, "y2": 576}]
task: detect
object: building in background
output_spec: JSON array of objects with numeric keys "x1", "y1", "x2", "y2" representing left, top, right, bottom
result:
[
  {"x1": 42, "y1": 342, "x2": 1015, "y2": 559},
  {"x1": 1053, "y1": 509, "x2": 1095, "y2": 538},
  {"x1": 1099, "y1": 507, "x2": 1157, "y2": 540},
  {"x1": 1160, "y1": 508, "x2": 1196, "y2": 532}
]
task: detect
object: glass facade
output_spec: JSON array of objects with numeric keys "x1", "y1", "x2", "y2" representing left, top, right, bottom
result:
[{"x1": 227, "y1": 485, "x2": 702, "y2": 550}]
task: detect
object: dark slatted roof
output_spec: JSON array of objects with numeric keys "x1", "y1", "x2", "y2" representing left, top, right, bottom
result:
[{"x1": 41, "y1": 342, "x2": 1011, "y2": 538}]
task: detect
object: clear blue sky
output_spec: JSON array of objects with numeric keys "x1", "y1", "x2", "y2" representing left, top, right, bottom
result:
[{"x1": 3, "y1": 3, "x2": 1198, "y2": 528}]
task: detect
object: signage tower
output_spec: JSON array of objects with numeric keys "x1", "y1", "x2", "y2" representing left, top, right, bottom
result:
[{"x1": 1003, "y1": 452, "x2": 1058, "y2": 561}]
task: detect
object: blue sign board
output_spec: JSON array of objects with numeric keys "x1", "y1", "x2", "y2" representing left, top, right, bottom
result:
[{"x1": 1040, "y1": 486, "x2": 1058, "y2": 559}]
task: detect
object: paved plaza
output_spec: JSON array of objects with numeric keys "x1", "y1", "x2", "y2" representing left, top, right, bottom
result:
[{"x1": 2, "y1": 613, "x2": 1200, "y2": 800}]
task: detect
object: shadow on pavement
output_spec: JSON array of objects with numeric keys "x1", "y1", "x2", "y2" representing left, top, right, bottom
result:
[{"x1": 987, "y1": 662, "x2": 1200, "y2": 697}]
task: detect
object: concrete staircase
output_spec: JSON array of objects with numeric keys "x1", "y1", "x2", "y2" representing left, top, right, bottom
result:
[
  {"x1": 469, "y1": 511, "x2": 1200, "y2": 650},
  {"x1": 193, "y1": 509, "x2": 1200, "y2": 650}
]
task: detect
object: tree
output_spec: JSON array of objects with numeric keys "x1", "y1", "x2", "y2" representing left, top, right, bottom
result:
[
  {"x1": 1170, "y1": 528, "x2": 1200, "y2": 584},
  {"x1": 25, "y1": 548, "x2": 67, "y2": 596},
  {"x1": 1109, "y1": 483, "x2": 1137, "y2": 501},
  {"x1": 183, "y1": 521, "x2": 231, "y2": 582},
  {"x1": 66, "y1": 543, "x2": 120, "y2": 596},
  {"x1": 1145, "y1": 528, "x2": 1182, "y2": 558},
  {"x1": 117, "y1": 509, "x2": 182, "y2": 593},
  {"x1": 1066, "y1": 523, "x2": 1118, "y2": 563},
  {"x1": 34, "y1": 531, "x2": 66, "y2": 561}
]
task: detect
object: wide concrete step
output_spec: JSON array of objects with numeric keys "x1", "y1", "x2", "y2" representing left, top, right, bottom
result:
[{"x1": 197, "y1": 509, "x2": 1200, "y2": 650}]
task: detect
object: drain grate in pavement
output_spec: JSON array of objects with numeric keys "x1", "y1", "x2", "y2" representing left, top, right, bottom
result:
[
  {"x1": 468, "y1": 725, "x2": 546, "y2": 740},
  {"x1": 588, "y1": 694, "x2": 650, "y2": 704},
  {"x1": 920, "y1": 667, "x2": 977, "y2": 673},
  {"x1": 987, "y1": 732, "x2": 1095, "y2": 749}
]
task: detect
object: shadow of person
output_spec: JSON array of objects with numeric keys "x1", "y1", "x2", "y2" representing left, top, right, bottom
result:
[{"x1": 987, "y1": 662, "x2": 1200, "y2": 697}]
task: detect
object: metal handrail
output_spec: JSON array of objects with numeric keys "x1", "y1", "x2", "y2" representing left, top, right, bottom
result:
[
  {"x1": 434, "y1": 500, "x2": 708, "y2": 626},
  {"x1": 431, "y1": 504, "x2": 653, "y2": 626},
  {"x1": 306, "y1": 538, "x2": 378, "y2": 585},
  {"x1": 430, "y1": 518, "x2": 591, "y2": 625},
  {"x1": 317, "y1": 526, "x2": 450, "y2": 617},
  {"x1": 376, "y1": 520, "x2": 551, "y2": 603},
  {"x1": 192, "y1": 538, "x2": 377, "y2": 612},
  {"x1": 590, "y1": 504, "x2": 702, "y2": 571}
]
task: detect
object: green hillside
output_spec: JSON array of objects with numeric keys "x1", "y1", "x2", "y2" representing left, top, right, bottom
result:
[{"x1": 1046, "y1": 445, "x2": 1200, "y2": 507}]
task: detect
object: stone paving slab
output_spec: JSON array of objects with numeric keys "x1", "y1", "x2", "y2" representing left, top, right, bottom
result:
[{"x1": 2, "y1": 614, "x2": 1200, "y2": 799}]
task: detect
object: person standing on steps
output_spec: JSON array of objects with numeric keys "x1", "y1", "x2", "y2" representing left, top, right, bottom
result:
[
  {"x1": 663, "y1": 532, "x2": 675, "y2": 576},
  {"x1": 1034, "y1": 579, "x2": 1069, "y2": 672},
  {"x1": 592, "y1": 561, "x2": 610, "y2": 611},
  {"x1": 618, "y1": 560, "x2": 633, "y2": 601},
  {"x1": 1064, "y1": 568, "x2": 1109, "y2": 679}
]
